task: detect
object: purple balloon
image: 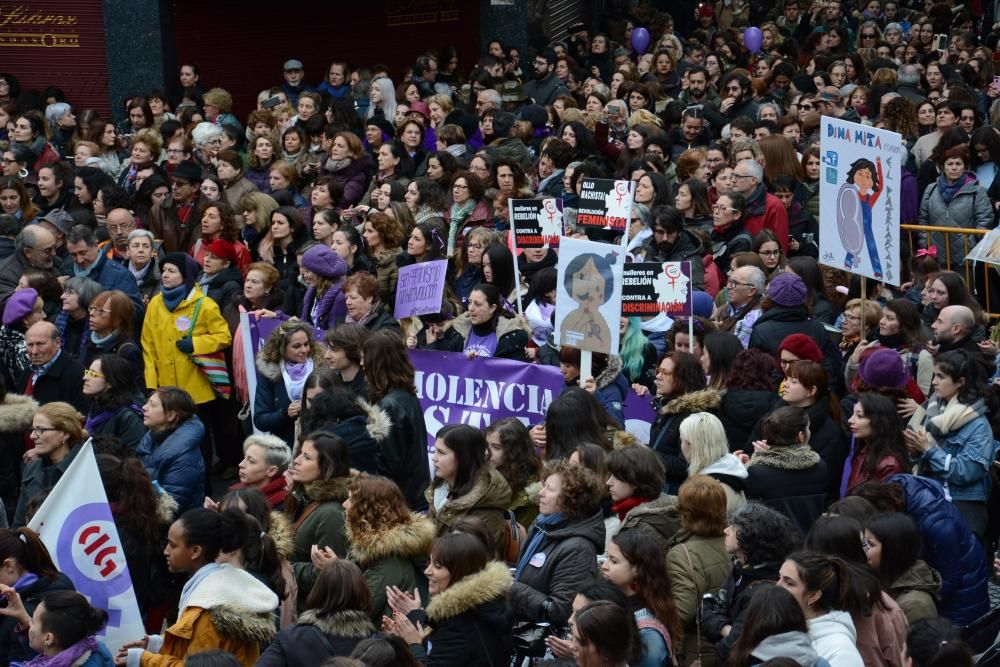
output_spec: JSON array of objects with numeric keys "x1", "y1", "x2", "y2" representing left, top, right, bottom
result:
[
  {"x1": 632, "y1": 27, "x2": 650, "y2": 54},
  {"x1": 743, "y1": 27, "x2": 763, "y2": 54}
]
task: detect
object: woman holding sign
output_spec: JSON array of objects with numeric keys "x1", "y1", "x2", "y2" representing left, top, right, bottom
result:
[{"x1": 446, "y1": 284, "x2": 530, "y2": 361}]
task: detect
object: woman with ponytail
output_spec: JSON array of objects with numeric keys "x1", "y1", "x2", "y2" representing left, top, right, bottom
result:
[
  {"x1": 0, "y1": 590, "x2": 112, "y2": 666},
  {"x1": 117, "y1": 508, "x2": 279, "y2": 666},
  {"x1": 777, "y1": 551, "x2": 878, "y2": 667},
  {"x1": 0, "y1": 527, "x2": 73, "y2": 665},
  {"x1": 217, "y1": 488, "x2": 296, "y2": 628},
  {"x1": 97, "y1": 454, "x2": 171, "y2": 630}
]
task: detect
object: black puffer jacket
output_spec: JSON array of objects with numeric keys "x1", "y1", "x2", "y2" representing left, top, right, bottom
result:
[
  {"x1": 258, "y1": 609, "x2": 376, "y2": 667},
  {"x1": 509, "y1": 510, "x2": 606, "y2": 626},
  {"x1": 702, "y1": 562, "x2": 779, "y2": 661},
  {"x1": 378, "y1": 389, "x2": 431, "y2": 512}
]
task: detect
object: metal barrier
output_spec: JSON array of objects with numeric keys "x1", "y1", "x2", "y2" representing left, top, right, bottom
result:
[{"x1": 901, "y1": 224, "x2": 995, "y2": 318}]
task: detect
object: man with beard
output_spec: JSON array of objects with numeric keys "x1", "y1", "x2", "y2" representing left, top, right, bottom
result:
[
  {"x1": 931, "y1": 305, "x2": 995, "y2": 377},
  {"x1": 704, "y1": 73, "x2": 759, "y2": 132},
  {"x1": 732, "y1": 159, "x2": 788, "y2": 252},
  {"x1": 523, "y1": 49, "x2": 570, "y2": 106},
  {"x1": 668, "y1": 107, "x2": 713, "y2": 160},
  {"x1": 665, "y1": 66, "x2": 720, "y2": 125},
  {"x1": 641, "y1": 206, "x2": 705, "y2": 291}
]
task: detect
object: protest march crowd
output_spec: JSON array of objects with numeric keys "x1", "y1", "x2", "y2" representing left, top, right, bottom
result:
[{"x1": 6, "y1": 0, "x2": 1000, "y2": 665}]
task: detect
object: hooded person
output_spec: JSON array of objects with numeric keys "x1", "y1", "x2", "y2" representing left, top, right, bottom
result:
[
  {"x1": 749, "y1": 273, "x2": 843, "y2": 386},
  {"x1": 299, "y1": 244, "x2": 348, "y2": 330},
  {"x1": 141, "y1": 252, "x2": 232, "y2": 407}
]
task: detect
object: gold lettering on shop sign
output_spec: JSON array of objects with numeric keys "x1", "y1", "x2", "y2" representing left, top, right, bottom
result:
[{"x1": 0, "y1": 4, "x2": 79, "y2": 48}]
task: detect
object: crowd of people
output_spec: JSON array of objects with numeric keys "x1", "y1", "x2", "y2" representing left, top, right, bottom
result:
[{"x1": 0, "y1": 0, "x2": 999, "y2": 665}]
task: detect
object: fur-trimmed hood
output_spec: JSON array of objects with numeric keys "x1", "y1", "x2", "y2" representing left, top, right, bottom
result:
[
  {"x1": 296, "y1": 609, "x2": 375, "y2": 638},
  {"x1": 425, "y1": 560, "x2": 512, "y2": 622},
  {"x1": 595, "y1": 355, "x2": 624, "y2": 390},
  {"x1": 357, "y1": 398, "x2": 391, "y2": 442},
  {"x1": 447, "y1": 311, "x2": 531, "y2": 340},
  {"x1": 660, "y1": 388, "x2": 722, "y2": 415},
  {"x1": 347, "y1": 514, "x2": 436, "y2": 567},
  {"x1": 372, "y1": 247, "x2": 401, "y2": 268},
  {"x1": 270, "y1": 510, "x2": 295, "y2": 560},
  {"x1": 186, "y1": 564, "x2": 278, "y2": 645},
  {"x1": 301, "y1": 476, "x2": 352, "y2": 504},
  {"x1": 0, "y1": 393, "x2": 37, "y2": 432},
  {"x1": 749, "y1": 444, "x2": 821, "y2": 470}
]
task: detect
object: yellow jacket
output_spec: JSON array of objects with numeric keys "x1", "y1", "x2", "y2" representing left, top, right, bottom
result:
[{"x1": 141, "y1": 286, "x2": 232, "y2": 404}]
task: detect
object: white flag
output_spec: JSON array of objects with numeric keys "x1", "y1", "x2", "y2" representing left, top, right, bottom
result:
[{"x1": 28, "y1": 441, "x2": 145, "y2": 654}]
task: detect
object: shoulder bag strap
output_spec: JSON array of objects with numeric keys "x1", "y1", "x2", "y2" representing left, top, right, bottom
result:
[
  {"x1": 679, "y1": 543, "x2": 702, "y2": 663},
  {"x1": 293, "y1": 501, "x2": 321, "y2": 532},
  {"x1": 187, "y1": 297, "x2": 204, "y2": 336}
]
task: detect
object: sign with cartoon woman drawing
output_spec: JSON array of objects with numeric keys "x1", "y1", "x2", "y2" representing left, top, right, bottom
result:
[
  {"x1": 819, "y1": 117, "x2": 901, "y2": 286},
  {"x1": 555, "y1": 237, "x2": 624, "y2": 355}
]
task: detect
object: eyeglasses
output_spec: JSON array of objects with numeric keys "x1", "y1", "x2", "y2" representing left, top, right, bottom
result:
[
  {"x1": 713, "y1": 204, "x2": 738, "y2": 213},
  {"x1": 732, "y1": 174, "x2": 754, "y2": 180},
  {"x1": 88, "y1": 306, "x2": 111, "y2": 316},
  {"x1": 467, "y1": 243, "x2": 484, "y2": 250},
  {"x1": 453, "y1": 184, "x2": 469, "y2": 190},
  {"x1": 83, "y1": 368, "x2": 105, "y2": 379},
  {"x1": 779, "y1": 358, "x2": 797, "y2": 367},
  {"x1": 166, "y1": 148, "x2": 184, "y2": 154},
  {"x1": 842, "y1": 313, "x2": 861, "y2": 323},
  {"x1": 862, "y1": 33, "x2": 877, "y2": 38},
  {"x1": 30, "y1": 426, "x2": 58, "y2": 435},
  {"x1": 106, "y1": 223, "x2": 133, "y2": 233},
  {"x1": 758, "y1": 249, "x2": 781, "y2": 257},
  {"x1": 726, "y1": 279, "x2": 754, "y2": 289},
  {"x1": 799, "y1": 103, "x2": 814, "y2": 110}
]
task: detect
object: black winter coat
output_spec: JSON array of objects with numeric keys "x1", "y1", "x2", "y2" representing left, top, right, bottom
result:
[
  {"x1": 702, "y1": 563, "x2": 779, "y2": 661},
  {"x1": 257, "y1": 610, "x2": 376, "y2": 667},
  {"x1": 378, "y1": 389, "x2": 431, "y2": 512},
  {"x1": 15, "y1": 351, "x2": 87, "y2": 413},
  {"x1": 750, "y1": 397, "x2": 848, "y2": 501},
  {"x1": 199, "y1": 265, "x2": 243, "y2": 312},
  {"x1": 509, "y1": 510, "x2": 606, "y2": 625},
  {"x1": 408, "y1": 561, "x2": 514, "y2": 667},
  {"x1": 719, "y1": 389, "x2": 776, "y2": 452},
  {"x1": 746, "y1": 446, "x2": 829, "y2": 536}
]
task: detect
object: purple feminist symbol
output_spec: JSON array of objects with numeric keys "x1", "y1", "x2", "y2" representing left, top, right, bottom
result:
[{"x1": 57, "y1": 503, "x2": 134, "y2": 632}]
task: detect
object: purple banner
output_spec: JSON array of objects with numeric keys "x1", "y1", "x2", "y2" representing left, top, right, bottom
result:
[
  {"x1": 410, "y1": 349, "x2": 563, "y2": 448},
  {"x1": 249, "y1": 315, "x2": 324, "y2": 355},
  {"x1": 394, "y1": 259, "x2": 448, "y2": 319}
]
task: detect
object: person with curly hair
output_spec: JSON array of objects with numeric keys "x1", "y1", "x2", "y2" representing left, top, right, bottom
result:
[
  {"x1": 340, "y1": 474, "x2": 435, "y2": 623},
  {"x1": 254, "y1": 321, "x2": 324, "y2": 446},
  {"x1": 484, "y1": 417, "x2": 541, "y2": 527},
  {"x1": 701, "y1": 502, "x2": 802, "y2": 662},
  {"x1": 509, "y1": 460, "x2": 605, "y2": 627},
  {"x1": 190, "y1": 200, "x2": 252, "y2": 276}
]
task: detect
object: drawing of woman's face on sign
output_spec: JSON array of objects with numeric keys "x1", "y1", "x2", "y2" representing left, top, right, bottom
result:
[{"x1": 570, "y1": 257, "x2": 607, "y2": 311}]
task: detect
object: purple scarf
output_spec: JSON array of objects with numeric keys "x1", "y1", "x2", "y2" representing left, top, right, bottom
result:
[
  {"x1": 86, "y1": 404, "x2": 142, "y2": 434},
  {"x1": 14, "y1": 636, "x2": 99, "y2": 667}
]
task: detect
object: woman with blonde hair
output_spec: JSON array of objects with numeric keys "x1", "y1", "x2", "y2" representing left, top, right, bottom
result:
[
  {"x1": 666, "y1": 475, "x2": 732, "y2": 666},
  {"x1": 344, "y1": 474, "x2": 435, "y2": 622},
  {"x1": 679, "y1": 412, "x2": 747, "y2": 511},
  {"x1": 116, "y1": 128, "x2": 162, "y2": 194},
  {"x1": 238, "y1": 191, "x2": 280, "y2": 256},
  {"x1": 16, "y1": 402, "x2": 86, "y2": 526},
  {"x1": 366, "y1": 78, "x2": 397, "y2": 124}
]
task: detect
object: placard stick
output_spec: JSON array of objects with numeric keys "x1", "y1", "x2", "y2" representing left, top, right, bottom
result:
[
  {"x1": 860, "y1": 276, "x2": 867, "y2": 339},
  {"x1": 688, "y1": 315, "x2": 695, "y2": 351},
  {"x1": 581, "y1": 349, "x2": 593, "y2": 386}
]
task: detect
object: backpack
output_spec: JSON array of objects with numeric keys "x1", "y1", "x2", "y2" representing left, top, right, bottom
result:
[{"x1": 500, "y1": 510, "x2": 527, "y2": 565}]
